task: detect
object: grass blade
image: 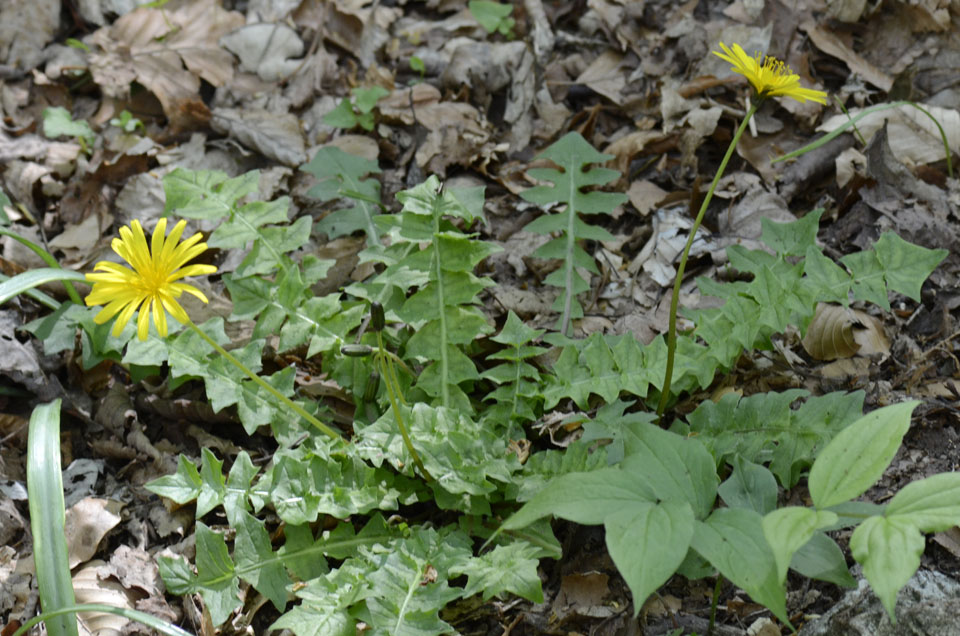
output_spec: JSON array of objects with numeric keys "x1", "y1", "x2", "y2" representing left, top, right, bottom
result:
[
  {"x1": 27, "y1": 400, "x2": 79, "y2": 636},
  {"x1": 12, "y1": 604, "x2": 193, "y2": 636},
  {"x1": 0, "y1": 268, "x2": 86, "y2": 307}
]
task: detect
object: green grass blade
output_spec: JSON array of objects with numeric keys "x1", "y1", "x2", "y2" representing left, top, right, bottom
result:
[
  {"x1": 0, "y1": 227, "x2": 84, "y2": 304},
  {"x1": 11, "y1": 604, "x2": 194, "y2": 636},
  {"x1": 0, "y1": 273, "x2": 60, "y2": 309},
  {"x1": 0, "y1": 268, "x2": 86, "y2": 306},
  {"x1": 771, "y1": 100, "x2": 953, "y2": 178},
  {"x1": 27, "y1": 400, "x2": 79, "y2": 636}
]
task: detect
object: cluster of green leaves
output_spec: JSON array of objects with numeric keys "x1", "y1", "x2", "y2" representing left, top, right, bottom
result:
[
  {"x1": 503, "y1": 398, "x2": 960, "y2": 627},
  {"x1": 469, "y1": 0, "x2": 516, "y2": 38},
  {"x1": 144, "y1": 142, "x2": 954, "y2": 631},
  {"x1": 16, "y1": 129, "x2": 956, "y2": 635},
  {"x1": 323, "y1": 86, "x2": 390, "y2": 132}
]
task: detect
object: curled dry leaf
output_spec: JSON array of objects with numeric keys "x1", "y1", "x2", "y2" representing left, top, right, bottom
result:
[{"x1": 802, "y1": 303, "x2": 891, "y2": 361}]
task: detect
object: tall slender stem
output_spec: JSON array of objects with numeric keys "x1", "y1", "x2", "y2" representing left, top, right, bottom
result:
[
  {"x1": 186, "y1": 321, "x2": 343, "y2": 441},
  {"x1": 657, "y1": 102, "x2": 760, "y2": 417},
  {"x1": 377, "y1": 330, "x2": 433, "y2": 481},
  {"x1": 708, "y1": 574, "x2": 723, "y2": 636}
]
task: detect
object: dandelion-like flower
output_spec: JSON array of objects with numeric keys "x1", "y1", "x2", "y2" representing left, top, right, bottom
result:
[
  {"x1": 85, "y1": 218, "x2": 217, "y2": 340},
  {"x1": 713, "y1": 42, "x2": 827, "y2": 104}
]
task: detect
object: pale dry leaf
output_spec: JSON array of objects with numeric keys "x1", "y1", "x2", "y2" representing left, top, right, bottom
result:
[
  {"x1": 576, "y1": 50, "x2": 626, "y2": 106},
  {"x1": 220, "y1": 23, "x2": 304, "y2": 81},
  {"x1": 802, "y1": 303, "x2": 890, "y2": 361},
  {"x1": 803, "y1": 303, "x2": 859, "y2": 360},
  {"x1": 74, "y1": 560, "x2": 136, "y2": 635},
  {"x1": 933, "y1": 527, "x2": 960, "y2": 559},
  {"x1": 801, "y1": 21, "x2": 893, "y2": 91},
  {"x1": 835, "y1": 146, "x2": 866, "y2": 188},
  {"x1": 211, "y1": 107, "x2": 307, "y2": 166},
  {"x1": 89, "y1": 0, "x2": 244, "y2": 130},
  {"x1": 65, "y1": 498, "x2": 124, "y2": 568},
  {"x1": 747, "y1": 617, "x2": 782, "y2": 636},
  {"x1": 107, "y1": 544, "x2": 164, "y2": 597},
  {"x1": 0, "y1": 0, "x2": 59, "y2": 71},
  {"x1": 826, "y1": 0, "x2": 869, "y2": 22}
]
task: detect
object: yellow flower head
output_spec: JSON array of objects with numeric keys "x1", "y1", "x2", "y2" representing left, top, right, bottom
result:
[
  {"x1": 713, "y1": 42, "x2": 827, "y2": 105},
  {"x1": 85, "y1": 218, "x2": 217, "y2": 340}
]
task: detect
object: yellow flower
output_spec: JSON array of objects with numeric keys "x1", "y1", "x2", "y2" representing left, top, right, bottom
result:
[
  {"x1": 85, "y1": 218, "x2": 217, "y2": 340},
  {"x1": 713, "y1": 42, "x2": 827, "y2": 105}
]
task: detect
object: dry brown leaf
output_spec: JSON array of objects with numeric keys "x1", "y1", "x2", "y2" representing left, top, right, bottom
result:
[
  {"x1": 801, "y1": 21, "x2": 893, "y2": 91},
  {"x1": 575, "y1": 50, "x2": 626, "y2": 106},
  {"x1": 803, "y1": 303, "x2": 890, "y2": 361},
  {"x1": 89, "y1": 0, "x2": 244, "y2": 131},
  {"x1": 74, "y1": 560, "x2": 137, "y2": 635},
  {"x1": 933, "y1": 527, "x2": 960, "y2": 558},
  {"x1": 627, "y1": 180, "x2": 669, "y2": 217},
  {"x1": 65, "y1": 498, "x2": 124, "y2": 568}
]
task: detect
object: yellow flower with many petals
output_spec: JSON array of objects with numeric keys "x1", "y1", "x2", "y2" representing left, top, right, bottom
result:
[
  {"x1": 713, "y1": 42, "x2": 827, "y2": 105},
  {"x1": 85, "y1": 218, "x2": 217, "y2": 340}
]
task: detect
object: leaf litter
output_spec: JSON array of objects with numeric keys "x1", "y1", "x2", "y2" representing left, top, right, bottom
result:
[{"x1": 1, "y1": 0, "x2": 960, "y2": 634}]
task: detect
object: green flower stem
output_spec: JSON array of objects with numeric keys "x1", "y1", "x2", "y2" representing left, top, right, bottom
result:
[
  {"x1": 377, "y1": 331, "x2": 433, "y2": 481},
  {"x1": 657, "y1": 101, "x2": 760, "y2": 416},
  {"x1": 186, "y1": 321, "x2": 342, "y2": 441}
]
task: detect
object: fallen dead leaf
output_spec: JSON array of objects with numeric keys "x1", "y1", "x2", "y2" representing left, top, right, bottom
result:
[
  {"x1": 64, "y1": 497, "x2": 124, "y2": 568},
  {"x1": 88, "y1": 0, "x2": 244, "y2": 131},
  {"x1": 802, "y1": 303, "x2": 890, "y2": 361}
]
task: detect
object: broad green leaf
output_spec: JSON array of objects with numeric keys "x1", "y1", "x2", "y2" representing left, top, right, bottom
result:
[
  {"x1": 469, "y1": 0, "x2": 515, "y2": 35},
  {"x1": 718, "y1": 456, "x2": 778, "y2": 515},
  {"x1": 194, "y1": 522, "x2": 242, "y2": 626},
  {"x1": 271, "y1": 597, "x2": 353, "y2": 636},
  {"x1": 490, "y1": 310, "x2": 545, "y2": 347},
  {"x1": 232, "y1": 510, "x2": 288, "y2": 611},
  {"x1": 302, "y1": 146, "x2": 382, "y2": 244},
  {"x1": 322, "y1": 98, "x2": 359, "y2": 129},
  {"x1": 209, "y1": 198, "x2": 290, "y2": 248},
  {"x1": 197, "y1": 448, "x2": 226, "y2": 517},
  {"x1": 145, "y1": 455, "x2": 202, "y2": 504},
  {"x1": 621, "y1": 424, "x2": 718, "y2": 520},
  {"x1": 790, "y1": 532, "x2": 856, "y2": 588},
  {"x1": 873, "y1": 231, "x2": 947, "y2": 302},
  {"x1": 850, "y1": 515, "x2": 924, "y2": 620},
  {"x1": 356, "y1": 404, "x2": 519, "y2": 506},
  {"x1": 809, "y1": 401, "x2": 918, "y2": 508},
  {"x1": 841, "y1": 250, "x2": 889, "y2": 309},
  {"x1": 224, "y1": 452, "x2": 258, "y2": 523},
  {"x1": 581, "y1": 400, "x2": 657, "y2": 465},
  {"x1": 157, "y1": 555, "x2": 196, "y2": 595},
  {"x1": 885, "y1": 472, "x2": 960, "y2": 532},
  {"x1": 503, "y1": 441, "x2": 608, "y2": 502},
  {"x1": 543, "y1": 333, "x2": 659, "y2": 409},
  {"x1": 502, "y1": 466, "x2": 656, "y2": 529},
  {"x1": 682, "y1": 390, "x2": 864, "y2": 488},
  {"x1": 691, "y1": 509, "x2": 789, "y2": 626},
  {"x1": 164, "y1": 168, "x2": 233, "y2": 219},
  {"x1": 451, "y1": 542, "x2": 543, "y2": 602},
  {"x1": 359, "y1": 527, "x2": 471, "y2": 636},
  {"x1": 760, "y1": 208, "x2": 822, "y2": 257},
  {"x1": 803, "y1": 246, "x2": 853, "y2": 305},
  {"x1": 605, "y1": 501, "x2": 695, "y2": 615},
  {"x1": 762, "y1": 507, "x2": 838, "y2": 583},
  {"x1": 42, "y1": 106, "x2": 95, "y2": 146}
]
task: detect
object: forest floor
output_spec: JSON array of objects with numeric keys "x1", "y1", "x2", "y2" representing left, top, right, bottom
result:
[{"x1": 2, "y1": 0, "x2": 960, "y2": 634}]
